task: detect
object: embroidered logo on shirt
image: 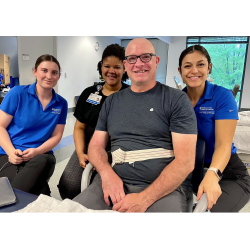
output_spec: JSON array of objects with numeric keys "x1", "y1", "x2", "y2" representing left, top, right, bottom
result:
[
  {"x1": 199, "y1": 107, "x2": 215, "y2": 114},
  {"x1": 150, "y1": 108, "x2": 154, "y2": 111},
  {"x1": 52, "y1": 108, "x2": 61, "y2": 114},
  {"x1": 229, "y1": 110, "x2": 234, "y2": 112}
]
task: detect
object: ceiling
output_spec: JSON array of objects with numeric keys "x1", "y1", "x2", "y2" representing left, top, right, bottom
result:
[{"x1": 115, "y1": 36, "x2": 172, "y2": 44}]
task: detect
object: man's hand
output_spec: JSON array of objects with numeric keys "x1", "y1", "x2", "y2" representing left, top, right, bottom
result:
[
  {"x1": 78, "y1": 153, "x2": 89, "y2": 169},
  {"x1": 21, "y1": 148, "x2": 39, "y2": 162},
  {"x1": 197, "y1": 171, "x2": 222, "y2": 210},
  {"x1": 101, "y1": 170, "x2": 126, "y2": 207},
  {"x1": 8, "y1": 149, "x2": 24, "y2": 165},
  {"x1": 112, "y1": 193, "x2": 148, "y2": 212}
]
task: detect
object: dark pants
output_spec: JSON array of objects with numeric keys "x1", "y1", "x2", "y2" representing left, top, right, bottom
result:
[
  {"x1": 0, "y1": 153, "x2": 56, "y2": 196},
  {"x1": 205, "y1": 153, "x2": 250, "y2": 212},
  {"x1": 57, "y1": 150, "x2": 84, "y2": 200},
  {"x1": 57, "y1": 149, "x2": 104, "y2": 200}
]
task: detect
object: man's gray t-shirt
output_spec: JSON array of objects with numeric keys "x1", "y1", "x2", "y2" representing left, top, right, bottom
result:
[{"x1": 96, "y1": 82, "x2": 197, "y2": 189}]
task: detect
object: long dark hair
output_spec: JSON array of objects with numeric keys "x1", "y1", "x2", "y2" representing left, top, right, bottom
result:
[{"x1": 179, "y1": 45, "x2": 212, "y2": 73}]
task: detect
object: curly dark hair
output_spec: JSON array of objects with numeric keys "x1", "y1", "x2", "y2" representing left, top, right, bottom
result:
[
  {"x1": 97, "y1": 44, "x2": 129, "y2": 82},
  {"x1": 179, "y1": 45, "x2": 212, "y2": 74}
]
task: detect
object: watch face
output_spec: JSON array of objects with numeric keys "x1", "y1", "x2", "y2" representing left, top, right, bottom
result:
[
  {"x1": 209, "y1": 168, "x2": 223, "y2": 180},
  {"x1": 217, "y1": 169, "x2": 223, "y2": 179}
]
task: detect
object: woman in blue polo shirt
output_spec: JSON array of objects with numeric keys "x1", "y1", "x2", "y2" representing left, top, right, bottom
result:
[
  {"x1": 0, "y1": 54, "x2": 68, "y2": 196},
  {"x1": 178, "y1": 45, "x2": 250, "y2": 212}
]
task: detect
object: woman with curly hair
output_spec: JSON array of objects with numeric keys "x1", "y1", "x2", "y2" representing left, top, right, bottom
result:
[{"x1": 58, "y1": 44, "x2": 129, "y2": 200}]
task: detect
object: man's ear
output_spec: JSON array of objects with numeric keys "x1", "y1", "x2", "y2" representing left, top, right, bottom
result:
[
  {"x1": 155, "y1": 56, "x2": 160, "y2": 68},
  {"x1": 123, "y1": 60, "x2": 127, "y2": 71}
]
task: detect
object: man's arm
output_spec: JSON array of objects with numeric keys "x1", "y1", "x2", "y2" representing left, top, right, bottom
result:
[
  {"x1": 112, "y1": 132, "x2": 197, "y2": 212},
  {"x1": 88, "y1": 130, "x2": 126, "y2": 206}
]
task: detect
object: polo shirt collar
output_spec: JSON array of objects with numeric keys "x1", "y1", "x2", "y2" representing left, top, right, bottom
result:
[
  {"x1": 28, "y1": 82, "x2": 59, "y2": 102},
  {"x1": 183, "y1": 80, "x2": 214, "y2": 101}
]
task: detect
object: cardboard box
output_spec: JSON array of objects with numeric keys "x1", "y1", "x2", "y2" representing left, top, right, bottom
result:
[
  {"x1": 0, "y1": 68, "x2": 10, "y2": 85},
  {"x1": 0, "y1": 54, "x2": 10, "y2": 68},
  {"x1": 0, "y1": 54, "x2": 10, "y2": 85}
]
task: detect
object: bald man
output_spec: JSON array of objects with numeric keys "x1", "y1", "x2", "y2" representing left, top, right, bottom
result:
[{"x1": 73, "y1": 38, "x2": 198, "y2": 212}]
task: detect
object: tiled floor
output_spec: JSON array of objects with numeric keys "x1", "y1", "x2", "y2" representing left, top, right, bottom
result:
[{"x1": 49, "y1": 112, "x2": 250, "y2": 212}]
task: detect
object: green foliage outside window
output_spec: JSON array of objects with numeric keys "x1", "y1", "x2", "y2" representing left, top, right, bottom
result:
[
  {"x1": 188, "y1": 43, "x2": 247, "y2": 89},
  {"x1": 187, "y1": 37, "x2": 248, "y2": 109}
]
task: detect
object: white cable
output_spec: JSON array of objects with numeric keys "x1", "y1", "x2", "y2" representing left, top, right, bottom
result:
[{"x1": 0, "y1": 161, "x2": 10, "y2": 172}]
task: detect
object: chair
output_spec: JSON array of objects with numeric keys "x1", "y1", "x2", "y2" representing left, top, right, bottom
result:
[
  {"x1": 81, "y1": 137, "x2": 208, "y2": 212},
  {"x1": 192, "y1": 137, "x2": 208, "y2": 212},
  {"x1": 174, "y1": 76, "x2": 183, "y2": 90},
  {"x1": 231, "y1": 84, "x2": 240, "y2": 99},
  {"x1": 74, "y1": 96, "x2": 80, "y2": 106}
]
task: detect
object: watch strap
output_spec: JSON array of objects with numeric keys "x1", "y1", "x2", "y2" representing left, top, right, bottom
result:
[{"x1": 207, "y1": 167, "x2": 222, "y2": 180}]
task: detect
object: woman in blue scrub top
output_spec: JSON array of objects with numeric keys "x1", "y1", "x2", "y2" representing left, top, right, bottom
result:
[
  {"x1": 0, "y1": 54, "x2": 68, "y2": 196},
  {"x1": 178, "y1": 45, "x2": 250, "y2": 212}
]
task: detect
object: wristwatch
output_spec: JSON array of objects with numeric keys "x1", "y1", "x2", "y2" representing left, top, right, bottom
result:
[{"x1": 207, "y1": 167, "x2": 223, "y2": 180}]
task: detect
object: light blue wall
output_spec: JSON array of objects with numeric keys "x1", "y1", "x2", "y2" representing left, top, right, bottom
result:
[{"x1": 0, "y1": 36, "x2": 18, "y2": 78}]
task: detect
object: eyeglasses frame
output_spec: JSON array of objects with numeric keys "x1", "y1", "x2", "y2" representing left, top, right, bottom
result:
[{"x1": 124, "y1": 53, "x2": 157, "y2": 64}]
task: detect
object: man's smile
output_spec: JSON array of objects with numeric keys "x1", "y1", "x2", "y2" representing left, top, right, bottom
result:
[{"x1": 134, "y1": 70, "x2": 148, "y2": 73}]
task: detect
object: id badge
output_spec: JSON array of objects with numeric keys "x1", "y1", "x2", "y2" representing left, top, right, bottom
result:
[{"x1": 86, "y1": 93, "x2": 102, "y2": 105}]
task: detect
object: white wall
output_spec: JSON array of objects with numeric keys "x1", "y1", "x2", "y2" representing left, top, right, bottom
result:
[
  {"x1": 57, "y1": 36, "x2": 121, "y2": 108},
  {"x1": 155, "y1": 39, "x2": 169, "y2": 85},
  {"x1": 17, "y1": 36, "x2": 56, "y2": 86},
  {"x1": 0, "y1": 36, "x2": 19, "y2": 77},
  {"x1": 166, "y1": 36, "x2": 186, "y2": 88},
  {"x1": 241, "y1": 44, "x2": 250, "y2": 109}
]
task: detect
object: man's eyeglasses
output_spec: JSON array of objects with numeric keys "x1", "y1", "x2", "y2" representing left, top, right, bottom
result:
[{"x1": 125, "y1": 53, "x2": 156, "y2": 64}]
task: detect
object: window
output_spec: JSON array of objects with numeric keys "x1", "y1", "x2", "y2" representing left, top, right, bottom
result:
[{"x1": 186, "y1": 36, "x2": 249, "y2": 109}]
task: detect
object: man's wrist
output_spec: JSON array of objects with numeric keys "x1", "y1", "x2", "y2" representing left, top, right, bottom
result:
[
  {"x1": 98, "y1": 163, "x2": 113, "y2": 178},
  {"x1": 139, "y1": 189, "x2": 156, "y2": 209}
]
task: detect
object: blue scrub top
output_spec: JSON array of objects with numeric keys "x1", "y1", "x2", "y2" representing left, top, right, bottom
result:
[
  {"x1": 0, "y1": 82, "x2": 68, "y2": 155},
  {"x1": 183, "y1": 81, "x2": 238, "y2": 163}
]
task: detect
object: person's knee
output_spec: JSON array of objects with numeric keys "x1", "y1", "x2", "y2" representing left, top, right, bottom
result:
[
  {"x1": 73, "y1": 174, "x2": 111, "y2": 210},
  {"x1": 57, "y1": 153, "x2": 84, "y2": 199},
  {"x1": 146, "y1": 187, "x2": 193, "y2": 212},
  {"x1": 29, "y1": 154, "x2": 55, "y2": 180}
]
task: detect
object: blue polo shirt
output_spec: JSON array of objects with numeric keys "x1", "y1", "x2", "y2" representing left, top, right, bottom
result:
[
  {"x1": 183, "y1": 81, "x2": 238, "y2": 163},
  {"x1": 0, "y1": 82, "x2": 68, "y2": 155}
]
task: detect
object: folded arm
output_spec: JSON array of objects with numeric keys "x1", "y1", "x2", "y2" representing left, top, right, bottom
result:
[
  {"x1": 88, "y1": 130, "x2": 125, "y2": 206},
  {"x1": 113, "y1": 132, "x2": 197, "y2": 212}
]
